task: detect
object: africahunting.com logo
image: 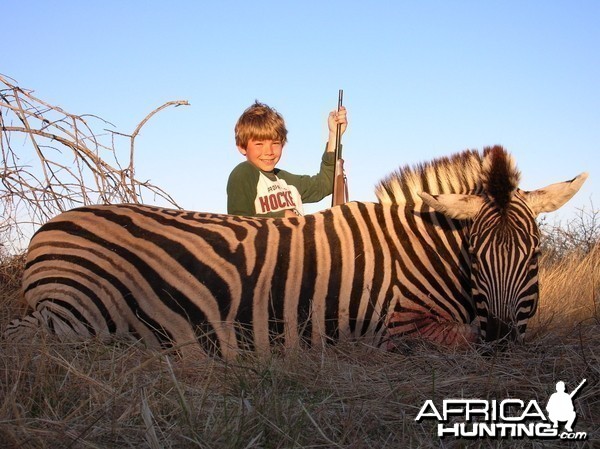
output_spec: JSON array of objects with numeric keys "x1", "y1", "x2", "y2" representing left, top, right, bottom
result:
[{"x1": 415, "y1": 379, "x2": 588, "y2": 441}]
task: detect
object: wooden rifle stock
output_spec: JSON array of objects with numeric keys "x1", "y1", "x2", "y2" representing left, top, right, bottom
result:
[
  {"x1": 332, "y1": 158, "x2": 348, "y2": 206},
  {"x1": 332, "y1": 89, "x2": 348, "y2": 207}
]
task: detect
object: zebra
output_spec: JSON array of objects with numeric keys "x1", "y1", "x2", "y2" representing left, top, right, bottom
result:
[{"x1": 5, "y1": 146, "x2": 587, "y2": 358}]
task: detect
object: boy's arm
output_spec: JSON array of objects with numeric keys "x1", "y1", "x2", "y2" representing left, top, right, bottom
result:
[
  {"x1": 281, "y1": 105, "x2": 347, "y2": 204},
  {"x1": 277, "y1": 149, "x2": 336, "y2": 203}
]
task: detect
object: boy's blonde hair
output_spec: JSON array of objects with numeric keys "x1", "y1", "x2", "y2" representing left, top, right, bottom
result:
[{"x1": 235, "y1": 101, "x2": 288, "y2": 149}]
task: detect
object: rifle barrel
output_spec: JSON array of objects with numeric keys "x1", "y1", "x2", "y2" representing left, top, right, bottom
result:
[
  {"x1": 332, "y1": 89, "x2": 346, "y2": 207},
  {"x1": 569, "y1": 379, "x2": 587, "y2": 398},
  {"x1": 335, "y1": 89, "x2": 343, "y2": 160}
]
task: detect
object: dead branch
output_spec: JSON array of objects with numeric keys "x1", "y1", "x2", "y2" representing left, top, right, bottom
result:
[
  {"x1": 128, "y1": 100, "x2": 190, "y2": 196},
  {"x1": 0, "y1": 74, "x2": 189, "y2": 251}
]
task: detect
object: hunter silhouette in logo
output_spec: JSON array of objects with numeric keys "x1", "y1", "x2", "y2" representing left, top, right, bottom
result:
[{"x1": 546, "y1": 379, "x2": 586, "y2": 432}]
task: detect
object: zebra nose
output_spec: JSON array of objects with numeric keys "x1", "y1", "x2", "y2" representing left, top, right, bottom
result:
[{"x1": 485, "y1": 315, "x2": 519, "y2": 342}]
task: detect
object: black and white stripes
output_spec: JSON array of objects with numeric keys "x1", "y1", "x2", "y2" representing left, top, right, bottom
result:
[{"x1": 6, "y1": 146, "x2": 587, "y2": 357}]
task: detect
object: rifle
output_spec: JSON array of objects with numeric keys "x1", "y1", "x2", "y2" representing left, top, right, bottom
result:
[
  {"x1": 332, "y1": 89, "x2": 348, "y2": 207},
  {"x1": 569, "y1": 379, "x2": 587, "y2": 399}
]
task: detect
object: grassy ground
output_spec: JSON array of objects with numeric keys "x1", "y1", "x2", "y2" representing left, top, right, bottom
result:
[{"x1": 0, "y1": 247, "x2": 598, "y2": 448}]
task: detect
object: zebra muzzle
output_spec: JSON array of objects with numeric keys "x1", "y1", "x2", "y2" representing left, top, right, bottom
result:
[{"x1": 484, "y1": 315, "x2": 520, "y2": 343}]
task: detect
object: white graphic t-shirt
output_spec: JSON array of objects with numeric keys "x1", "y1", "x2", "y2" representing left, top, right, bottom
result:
[{"x1": 254, "y1": 172, "x2": 303, "y2": 215}]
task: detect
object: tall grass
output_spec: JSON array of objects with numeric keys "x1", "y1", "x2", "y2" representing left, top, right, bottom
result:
[
  {"x1": 0, "y1": 240, "x2": 598, "y2": 448},
  {"x1": 534, "y1": 245, "x2": 599, "y2": 336}
]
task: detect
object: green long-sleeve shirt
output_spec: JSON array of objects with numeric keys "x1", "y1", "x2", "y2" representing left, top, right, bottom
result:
[{"x1": 227, "y1": 151, "x2": 335, "y2": 217}]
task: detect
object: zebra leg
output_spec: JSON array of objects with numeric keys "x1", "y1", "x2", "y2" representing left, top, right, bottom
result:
[
  {"x1": 4, "y1": 308, "x2": 96, "y2": 343},
  {"x1": 385, "y1": 310, "x2": 479, "y2": 349},
  {"x1": 4, "y1": 313, "x2": 43, "y2": 342}
]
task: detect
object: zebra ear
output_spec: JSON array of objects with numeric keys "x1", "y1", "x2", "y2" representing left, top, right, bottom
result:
[
  {"x1": 521, "y1": 172, "x2": 588, "y2": 216},
  {"x1": 418, "y1": 192, "x2": 484, "y2": 220}
]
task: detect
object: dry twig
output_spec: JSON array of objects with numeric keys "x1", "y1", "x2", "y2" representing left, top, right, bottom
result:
[{"x1": 0, "y1": 74, "x2": 189, "y2": 250}]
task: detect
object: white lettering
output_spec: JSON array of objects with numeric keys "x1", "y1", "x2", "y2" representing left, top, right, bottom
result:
[
  {"x1": 415, "y1": 400, "x2": 443, "y2": 421},
  {"x1": 560, "y1": 431, "x2": 587, "y2": 440},
  {"x1": 438, "y1": 423, "x2": 459, "y2": 437},
  {"x1": 465, "y1": 399, "x2": 489, "y2": 421},
  {"x1": 417, "y1": 397, "x2": 587, "y2": 440},
  {"x1": 521, "y1": 400, "x2": 547, "y2": 421},
  {"x1": 444, "y1": 400, "x2": 467, "y2": 420},
  {"x1": 499, "y1": 399, "x2": 523, "y2": 422}
]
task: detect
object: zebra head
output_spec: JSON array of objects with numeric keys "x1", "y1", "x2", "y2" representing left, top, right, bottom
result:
[{"x1": 419, "y1": 147, "x2": 588, "y2": 343}]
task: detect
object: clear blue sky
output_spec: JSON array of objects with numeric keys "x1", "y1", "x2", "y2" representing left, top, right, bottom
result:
[{"x1": 5, "y1": 1, "x2": 598, "y2": 222}]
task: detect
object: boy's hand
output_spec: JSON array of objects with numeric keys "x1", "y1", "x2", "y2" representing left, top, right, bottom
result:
[
  {"x1": 327, "y1": 106, "x2": 348, "y2": 152},
  {"x1": 328, "y1": 106, "x2": 347, "y2": 135}
]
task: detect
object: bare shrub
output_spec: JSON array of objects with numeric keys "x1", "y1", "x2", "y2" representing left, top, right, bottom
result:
[
  {"x1": 0, "y1": 74, "x2": 188, "y2": 251},
  {"x1": 539, "y1": 199, "x2": 600, "y2": 262}
]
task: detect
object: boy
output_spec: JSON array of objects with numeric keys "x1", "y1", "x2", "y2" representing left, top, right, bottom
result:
[{"x1": 227, "y1": 101, "x2": 348, "y2": 217}]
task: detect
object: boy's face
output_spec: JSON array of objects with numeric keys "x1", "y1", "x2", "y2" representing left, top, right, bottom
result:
[{"x1": 238, "y1": 139, "x2": 284, "y2": 172}]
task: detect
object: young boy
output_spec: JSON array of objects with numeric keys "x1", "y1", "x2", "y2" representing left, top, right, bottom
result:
[{"x1": 227, "y1": 101, "x2": 348, "y2": 217}]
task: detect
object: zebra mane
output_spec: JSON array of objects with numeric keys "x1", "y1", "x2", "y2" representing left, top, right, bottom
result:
[{"x1": 375, "y1": 145, "x2": 521, "y2": 209}]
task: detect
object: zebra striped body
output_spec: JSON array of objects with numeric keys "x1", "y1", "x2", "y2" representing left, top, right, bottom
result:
[
  {"x1": 7, "y1": 146, "x2": 587, "y2": 357},
  {"x1": 13, "y1": 202, "x2": 473, "y2": 357}
]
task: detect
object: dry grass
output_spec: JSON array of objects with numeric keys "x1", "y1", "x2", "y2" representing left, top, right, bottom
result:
[
  {"x1": 533, "y1": 245, "x2": 599, "y2": 336},
  {"x1": 0, "y1": 248, "x2": 598, "y2": 448}
]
